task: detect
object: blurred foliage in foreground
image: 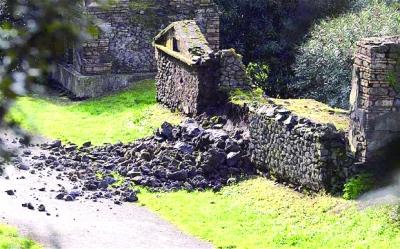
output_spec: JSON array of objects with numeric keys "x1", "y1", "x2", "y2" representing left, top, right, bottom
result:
[{"x1": 0, "y1": 0, "x2": 97, "y2": 170}]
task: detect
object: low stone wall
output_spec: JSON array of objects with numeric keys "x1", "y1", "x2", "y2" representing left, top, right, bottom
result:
[
  {"x1": 249, "y1": 105, "x2": 354, "y2": 191},
  {"x1": 155, "y1": 51, "x2": 218, "y2": 114},
  {"x1": 53, "y1": 64, "x2": 155, "y2": 98}
]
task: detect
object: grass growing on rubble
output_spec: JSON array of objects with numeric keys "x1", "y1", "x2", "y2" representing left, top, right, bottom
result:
[{"x1": 229, "y1": 88, "x2": 350, "y2": 131}]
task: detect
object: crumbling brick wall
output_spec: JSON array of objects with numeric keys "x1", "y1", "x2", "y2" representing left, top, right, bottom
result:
[
  {"x1": 85, "y1": 1, "x2": 158, "y2": 74},
  {"x1": 349, "y1": 36, "x2": 400, "y2": 162},
  {"x1": 73, "y1": 39, "x2": 112, "y2": 75}
]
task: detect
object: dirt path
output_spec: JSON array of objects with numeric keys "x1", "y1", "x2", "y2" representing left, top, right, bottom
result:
[{"x1": 0, "y1": 133, "x2": 213, "y2": 249}]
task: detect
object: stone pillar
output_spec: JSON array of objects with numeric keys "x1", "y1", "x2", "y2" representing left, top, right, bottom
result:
[{"x1": 349, "y1": 36, "x2": 400, "y2": 162}]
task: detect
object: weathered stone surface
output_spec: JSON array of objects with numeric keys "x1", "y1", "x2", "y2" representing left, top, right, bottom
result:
[
  {"x1": 155, "y1": 47, "x2": 218, "y2": 115},
  {"x1": 154, "y1": 21, "x2": 249, "y2": 115},
  {"x1": 248, "y1": 104, "x2": 354, "y2": 191},
  {"x1": 53, "y1": 64, "x2": 155, "y2": 98},
  {"x1": 55, "y1": 0, "x2": 220, "y2": 98},
  {"x1": 217, "y1": 49, "x2": 251, "y2": 89},
  {"x1": 349, "y1": 36, "x2": 400, "y2": 162}
]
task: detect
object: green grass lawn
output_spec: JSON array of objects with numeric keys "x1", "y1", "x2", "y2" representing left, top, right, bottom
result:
[
  {"x1": 10, "y1": 79, "x2": 182, "y2": 145},
  {"x1": 140, "y1": 178, "x2": 400, "y2": 249},
  {"x1": 0, "y1": 225, "x2": 41, "y2": 249},
  {"x1": 7, "y1": 79, "x2": 400, "y2": 249}
]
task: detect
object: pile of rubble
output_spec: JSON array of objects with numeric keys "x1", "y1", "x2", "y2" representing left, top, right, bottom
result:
[{"x1": 17, "y1": 116, "x2": 255, "y2": 204}]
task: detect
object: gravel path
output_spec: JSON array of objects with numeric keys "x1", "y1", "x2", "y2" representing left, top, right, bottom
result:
[{"x1": 0, "y1": 132, "x2": 213, "y2": 249}]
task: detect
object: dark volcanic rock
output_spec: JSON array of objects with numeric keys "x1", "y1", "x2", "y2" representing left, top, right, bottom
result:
[
  {"x1": 22, "y1": 202, "x2": 34, "y2": 210},
  {"x1": 38, "y1": 204, "x2": 46, "y2": 212},
  {"x1": 18, "y1": 163, "x2": 30, "y2": 171},
  {"x1": 167, "y1": 170, "x2": 188, "y2": 181},
  {"x1": 123, "y1": 191, "x2": 138, "y2": 203},
  {"x1": 50, "y1": 140, "x2": 62, "y2": 148},
  {"x1": 82, "y1": 141, "x2": 92, "y2": 148},
  {"x1": 5, "y1": 190, "x2": 15, "y2": 196},
  {"x1": 65, "y1": 195, "x2": 75, "y2": 202},
  {"x1": 159, "y1": 122, "x2": 174, "y2": 140},
  {"x1": 174, "y1": 142, "x2": 194, "y2": 154},
  {"x1": 55, "y1": 193, "x2": 65, "y2": 200},
  {"x1": 26, "y1": 115, "x2": 256, "y2": 203}
]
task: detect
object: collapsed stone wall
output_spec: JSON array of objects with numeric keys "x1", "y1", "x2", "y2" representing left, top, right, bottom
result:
[
  {"x1": 236, "y1": 36, "x2": 400, "y2": 191},
  {"x1": 249, "y1": 105, "x2": 354, "y2": 191},
  {"x1": 154, "y1": 33, "x2": 400, "y2": 192},
  {"x1": 349, "y1": 36, "x2": 400, "y2": 162},
  {"x1": 155, "y1": 51, "x2": 218, "y2": 115}
]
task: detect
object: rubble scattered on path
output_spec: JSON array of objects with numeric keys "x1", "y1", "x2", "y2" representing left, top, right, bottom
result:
[{"x1": 8, "y1": 115, "x2": 256, "y2": 205}]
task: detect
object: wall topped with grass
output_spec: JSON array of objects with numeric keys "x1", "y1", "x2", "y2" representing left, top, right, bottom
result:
[
  {"x1": 226, "y1": 88, "x2": 356, "y2": 192},
  {"x1": 229, "y1": 88, "x2": 350, "y2": 131}
]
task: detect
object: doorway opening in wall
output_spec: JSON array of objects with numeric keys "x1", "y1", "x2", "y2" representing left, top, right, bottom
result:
[{"x1": 173, "y1": 38, "x2": 180, "y2": 52}]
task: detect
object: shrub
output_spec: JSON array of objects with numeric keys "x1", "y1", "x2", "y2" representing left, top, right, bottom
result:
[
  {"x1": 350, "y1": 0, "x2": 400, "y2": 11},
  {"x1": 215, "y1": 0, "x2": 354, "y2": 97},
  {"x1": 291, "y1": 1, "x2": 400, "y2": 108},
  {"x1": 246, "y1": 62, "x2": 269, "y2": 89},
  {"x1": 343, "y1": 173, "x2": 375, "y2": 200},
  {"x1": 215, "y1": 0, "x2": 298, "y2": 97}
]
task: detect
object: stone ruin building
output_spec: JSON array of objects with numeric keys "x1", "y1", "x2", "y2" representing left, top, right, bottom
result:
[
  {"x1": 154, "y1": 20, "x2": 250, "y2": 115},
  {"x1": 154, "y1": 34, "x2": 400, "y2": 191},
  {"x1": 53, "y1": 0, "x2": 220, "y2": 98},
  {"x1": 54, "y1": 1, "x2": 400, "y2": 192},
  {"x1": 248, "y1": 36, "x2": 400, "y2": 191},
  {"x1": 154, "y1": 20, "x2": 218, "y2": 115}
]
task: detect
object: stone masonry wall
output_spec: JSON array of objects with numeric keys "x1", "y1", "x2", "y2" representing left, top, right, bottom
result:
[
  {"x1": 194, "y1": 4, "x2": 220, "y2": 51},
  {"x1": 249, "y1": 105, "x2": 353, "y2": 191},
  {"x1": 85, "y1": 1, "x2": 157, "y2": 74},
  {"x1": 155, "y1": 51, "x2": 218, "y2": 115},
  {"x1": 73, "y1": 39, "x2": 112, "y2": 75},
  {"x1": 349, "y1": 36, "x2": 400, "y2": 162},
  {"x1": 217, "y1": 49, "x2": 250, "y2": 89},
  {"x1": 74, "y1": 0, "x2": 220, "y2": 76}
]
